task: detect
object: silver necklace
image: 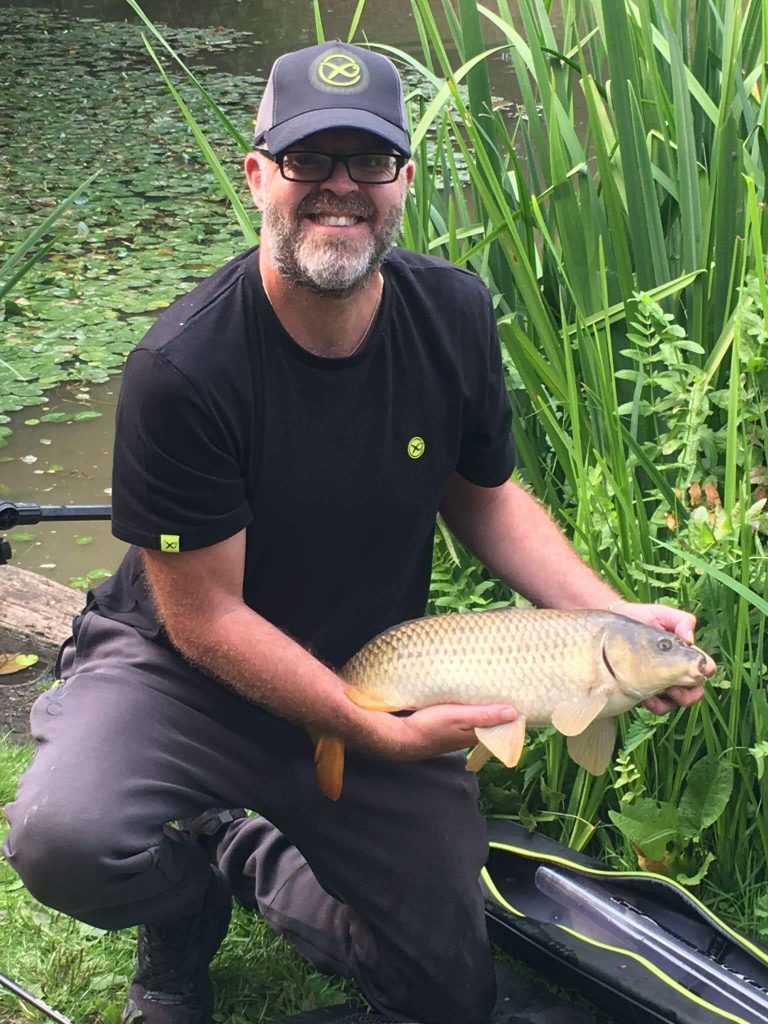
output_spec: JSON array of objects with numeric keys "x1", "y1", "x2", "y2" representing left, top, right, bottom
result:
[{"x1": 262, "y1": 277, "x2": 382, "y2": 357}]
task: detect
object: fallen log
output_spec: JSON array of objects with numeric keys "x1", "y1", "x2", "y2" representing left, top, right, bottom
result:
[{"x1": 0, "y1": 565, "x2": 83, "y2": 647}]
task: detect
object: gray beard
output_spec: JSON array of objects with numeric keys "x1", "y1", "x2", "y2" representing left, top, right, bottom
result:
[{"x1": 262, "y1": 195, "x2": 405, "y2": 297}]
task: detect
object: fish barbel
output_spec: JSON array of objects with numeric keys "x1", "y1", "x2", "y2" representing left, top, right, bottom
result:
[{"x1": 315, "y1": 609, "x2": 708, "y2": 800}]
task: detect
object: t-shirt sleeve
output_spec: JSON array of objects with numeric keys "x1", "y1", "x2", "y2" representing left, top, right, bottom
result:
[
  {"x1": 455, "y1": 290, "x2": 516, "y2": 486},
  {"x1": 111, "y1": 348, "x2": 253, "y2": 552}
]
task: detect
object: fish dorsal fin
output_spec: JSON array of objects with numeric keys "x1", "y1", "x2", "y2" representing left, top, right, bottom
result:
[
  {"x1": 567, "y1": 717, "x2": 617, "y2": 775},
  {"x1": 474, "y1": 717, "x2": 527, "y2": 768},
  {"x1": 551, "y1": 683, "x2": 612, "y2": 736},
  {"x1": 344, "y1": 685, "x2": 404, "y2": 713},
  {"x1": 465, "y1": 742, "x2": 494, "y2": 773}
]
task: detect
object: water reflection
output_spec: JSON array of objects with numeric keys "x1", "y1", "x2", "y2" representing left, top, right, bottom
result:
[
  {"x1": 13, "y1": 0, "x2": 525, "y2": 80},
  {"x1": 2, "y1": 381, "x2": 123, "y2": 586}
]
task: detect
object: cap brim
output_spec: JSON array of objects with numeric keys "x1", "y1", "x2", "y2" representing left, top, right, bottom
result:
[{"x1": 260, "y1": 108, "x2": 411, "y2": 157}]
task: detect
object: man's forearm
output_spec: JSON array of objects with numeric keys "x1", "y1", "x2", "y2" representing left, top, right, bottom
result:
[{"x1": 165, "y1": 603, "x2": 377, "y2": 743}]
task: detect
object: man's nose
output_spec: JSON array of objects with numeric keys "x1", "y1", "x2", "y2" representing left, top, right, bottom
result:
[{"x1": 322, "y1": 157, "x2": 359, "y2": 194}]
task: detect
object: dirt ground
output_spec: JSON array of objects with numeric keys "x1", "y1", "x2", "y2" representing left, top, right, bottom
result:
[{"x1": 0, "y1": 627, "x2": 60, "y2": 743}]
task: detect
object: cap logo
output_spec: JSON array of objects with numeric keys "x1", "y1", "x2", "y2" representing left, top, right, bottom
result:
[
  {"x1": 319, "y1": 53, "x2": 362, "y2": 87},
  {"x1": 311, "y1": 51, "x2": 370, "y2": 94}
]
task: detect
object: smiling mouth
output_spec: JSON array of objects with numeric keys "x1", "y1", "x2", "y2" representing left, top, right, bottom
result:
[{"x1": 306, "y1": 214, "x2": 366, "y2": 227}]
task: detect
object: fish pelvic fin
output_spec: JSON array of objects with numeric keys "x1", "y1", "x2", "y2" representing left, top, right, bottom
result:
[
  {"x1": 344, "y1": 685, "x2": 404, "y2": 712},
  {"x1": 314, "y1": 734, "x2": 345, "y2": 801},
  {"x1": 465, "y1": 742, "x2": 494, "y2": 772},
  {"x1": 567, "y1": 717, "x2": 617, "y2": 775},
  {"x1": 551, "y1": 684, "x2": 612, "y2": 736},
  {"x1": 474, "y1": 717, "x2": 527, "y2": 769}
]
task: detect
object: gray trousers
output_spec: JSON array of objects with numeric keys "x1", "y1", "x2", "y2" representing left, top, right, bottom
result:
[{"x1": 3, "y1": 612, "x2": 496, "y2": 1024}]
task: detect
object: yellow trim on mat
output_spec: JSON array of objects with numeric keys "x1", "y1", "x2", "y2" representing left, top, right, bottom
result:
[
  {"x1": 486, "y1": 839, "x2": 761, "y2": 1024},
  {"x1": 489, "y1": 838, "x2": 768, "y2": 967}
]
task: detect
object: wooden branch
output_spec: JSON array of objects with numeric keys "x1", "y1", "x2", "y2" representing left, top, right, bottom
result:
[{"x1": 0, "y1": 565, "x2": 83, "y2": 647}]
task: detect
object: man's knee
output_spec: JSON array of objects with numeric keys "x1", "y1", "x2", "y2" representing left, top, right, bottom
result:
[{"x1": 4, "y1": 799, "x2": 143, "y2": 924}]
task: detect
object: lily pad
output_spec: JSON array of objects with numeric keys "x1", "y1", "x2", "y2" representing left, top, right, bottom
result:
[{"x1": 0, "y1": 6, "x2": 261, "y2": 439}]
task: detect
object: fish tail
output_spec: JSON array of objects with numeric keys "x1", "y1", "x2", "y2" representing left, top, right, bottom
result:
[{"x1": 314, "y1": 734, "x2": 345, "y2": 801}]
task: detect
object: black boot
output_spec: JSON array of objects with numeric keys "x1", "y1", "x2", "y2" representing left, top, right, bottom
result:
[{"x1": 121, "y1": 867, "x2": 232, "y2": 1024}]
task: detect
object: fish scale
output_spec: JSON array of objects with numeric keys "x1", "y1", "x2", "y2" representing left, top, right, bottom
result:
[
  {"x1": 342, "y1": 609, "x2": 616, "y2": 722},
  {"x1": 315, "y1": 608, "x2": 708, "y2": 800}
]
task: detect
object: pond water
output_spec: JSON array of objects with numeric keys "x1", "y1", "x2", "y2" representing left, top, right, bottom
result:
[{"x1": 1, "y1": 1, "x2": 559, "y2": 588}]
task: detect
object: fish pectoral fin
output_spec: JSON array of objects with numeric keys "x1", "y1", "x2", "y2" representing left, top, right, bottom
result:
[
  {"x1": 465, "y1": 742, "x2": 494, "y2": 773},
  {"x1": 474, "y1": 718, "x2": 527, "y2": 768},
  {"x1": 551, "y1": 685, "x2": 611, "y2": 736},
  {"x1": 344, "y1": 685, "x2": 404, "y2": 713},
  {"x1": 314, "y1": 734, "x2": 345, "y2": 801},
  {"x1": 567, "y1": 717, "x2": 617, "y2": 775}
]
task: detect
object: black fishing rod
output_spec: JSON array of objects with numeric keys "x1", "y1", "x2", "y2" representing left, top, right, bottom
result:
[
  {"x1": 0, "y1": 500, "x2": 112, "y2": 565},
  {"x1": 0, "y1": 971, "x2": 75, "y2": 1024}
]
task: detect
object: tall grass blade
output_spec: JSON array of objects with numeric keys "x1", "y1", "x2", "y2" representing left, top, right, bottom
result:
[
  {"x1": 346, "y1": 0, "x2": 368, "y2": 42},
  {"x1": 313, "y1": 0, "x2": 326, "y2": 44},
  {"x1": 141, "y1": 35, "x2": 258, "y2": 246},
  {"x1": 124, "y1": 0, "x2": 250, "y2": 150},
  {"x1": 0, "y1": 171, "x2": 101, "y2": 300}
]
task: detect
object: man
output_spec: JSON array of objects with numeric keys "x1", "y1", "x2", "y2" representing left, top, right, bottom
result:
[{"x1": 3, "y1": 41, "x2": 711, "y2": 1024}]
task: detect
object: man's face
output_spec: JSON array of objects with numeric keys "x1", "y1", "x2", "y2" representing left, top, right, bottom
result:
[{"x1": 249, "y1": 129, "x2": 414, "y2": 295}]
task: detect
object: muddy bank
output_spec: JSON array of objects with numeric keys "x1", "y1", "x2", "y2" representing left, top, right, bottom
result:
[{"x1": 0, "y1": 566, "x2": 82, "y2": 742}]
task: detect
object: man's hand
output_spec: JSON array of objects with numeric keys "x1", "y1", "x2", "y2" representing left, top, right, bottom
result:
[
  {"x1": 360, "y1": 702, "x2": 519, "y2": 761},
  {"x1": 611, "y1": 601, "x2": 716, "y2": 714}
]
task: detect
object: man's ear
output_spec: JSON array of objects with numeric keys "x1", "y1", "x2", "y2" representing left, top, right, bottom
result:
[
  {"x1": 244, "y1": 152, "x2": 267, "y2": 209},
  {"x1": 404, "y1": 159, "x2": 416, "y2": 189}
]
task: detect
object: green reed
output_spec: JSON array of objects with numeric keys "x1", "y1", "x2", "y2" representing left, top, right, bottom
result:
[{"x1": 393, "y1": 0, "x2": 767, "y2": 930}]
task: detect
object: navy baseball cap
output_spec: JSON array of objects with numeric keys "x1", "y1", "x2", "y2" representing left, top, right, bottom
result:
[{"x1": 253, "y1": 42, "x2": 411, "y2": 157}]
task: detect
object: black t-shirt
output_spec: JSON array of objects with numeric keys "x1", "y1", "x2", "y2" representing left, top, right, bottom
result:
[{"x1": 91, "y1": 246, "x2": 515, "y2": 667}]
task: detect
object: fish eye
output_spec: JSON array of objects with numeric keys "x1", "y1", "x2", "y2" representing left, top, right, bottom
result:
[{"x1": 657, "y1": 637, "x2": 674, "y2": 651}]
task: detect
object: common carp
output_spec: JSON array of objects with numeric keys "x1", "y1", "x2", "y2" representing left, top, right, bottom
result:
[{"x1": 315, "y1": 609, "x2": 708, "y2": 800}]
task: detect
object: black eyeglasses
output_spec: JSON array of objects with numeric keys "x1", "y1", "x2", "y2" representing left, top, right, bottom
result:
[{"x1": 255, "y1": 149, "x2": 407, "y2": 184}]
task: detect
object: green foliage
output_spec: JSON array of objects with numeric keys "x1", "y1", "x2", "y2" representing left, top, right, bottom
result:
[
  {"x1": 389, "y1": 0, "x2": 767, "y2": 934},
  {"x1": 608, "y1": 754, "x2": 733, "y2": 882}
]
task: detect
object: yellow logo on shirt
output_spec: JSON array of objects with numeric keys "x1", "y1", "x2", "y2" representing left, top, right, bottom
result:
[
  {"x1": 160, "y1": 534, "x2": 181, "y2": 553},
  {"x1": 407, "y1": 436, "x2": 426, "y2": 459}
]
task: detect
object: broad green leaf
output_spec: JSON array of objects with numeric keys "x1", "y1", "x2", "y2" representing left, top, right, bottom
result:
[
  {"x1": 609, "y1": 798, "x2": 680, "y2": 862},
  {"x1": 678, "y1": 756, "x2": 734, "y2": 837},
  {"x1": 676, "y1": 852, "x2": 717, "y2": 887}
]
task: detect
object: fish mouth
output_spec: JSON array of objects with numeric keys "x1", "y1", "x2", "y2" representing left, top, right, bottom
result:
[{"x1": 690, "y1": 645, "x2": 709, "y2": 682}]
